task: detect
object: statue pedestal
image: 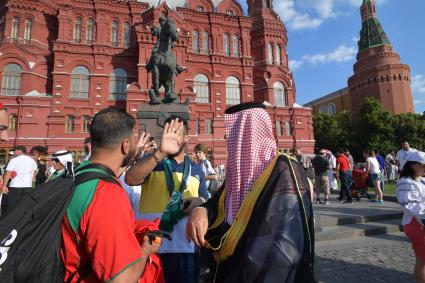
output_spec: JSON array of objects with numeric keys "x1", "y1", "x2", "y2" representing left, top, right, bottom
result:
[{"x1": 137, "y1": 103, "x2": 190, "y2": 142}]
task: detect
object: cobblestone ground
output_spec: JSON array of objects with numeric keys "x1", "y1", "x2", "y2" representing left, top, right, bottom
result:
[{"x1": 315, "y1": 232, "x2": 415, "y2": 283}]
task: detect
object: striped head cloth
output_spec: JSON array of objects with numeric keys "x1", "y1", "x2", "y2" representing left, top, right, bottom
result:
[{"x1": 224, "y1": 102, "x2": 277, "y2": 224}]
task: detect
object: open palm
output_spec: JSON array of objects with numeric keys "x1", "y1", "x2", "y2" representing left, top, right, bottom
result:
[{"x1": 160, "y1": 118, "x2": 183, "y2": 155}]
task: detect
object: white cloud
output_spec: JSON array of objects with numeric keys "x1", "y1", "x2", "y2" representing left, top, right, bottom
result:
[
  {"x1": 303, "y1": 45, "x2": 357, "y2": 64},
  {"x1": 273, "y1": 0, "x2": 388, "y2": 31},
  {"x1": 289, "y1": 60, "x2": 304, "y2": 71},
  {"x1": 412, "y1": 75, "x2": 425, "y2": 95}
]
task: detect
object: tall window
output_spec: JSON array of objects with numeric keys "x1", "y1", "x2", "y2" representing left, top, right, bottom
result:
[
  {"x1": 24, "y1": 19, "x2": 32, "y2": 44},
  {"x1": 233, "y1": 35, "x2": 239, "y2": 57},
  {"x1": 11, "y1": 17, "x2": 19, "y2": 42},
  {"x1": 267, "y1": 43, "x2": 274, "y2": 64},
  {"x1": 82, "y1": 115, "x2": 90, "y2": 133},
  {"x1": 123, "y1": 22, "x2": 130, "y2": 48},
  {"x1": 273, "y1": 81, "x2": 286, "y2": 107},
  {"x1": 9, "y1": 114, "x2": 18, "y2": 132},
  {"x1": 87, "y1": 18, "x2": 94, "y2": 44},
  {"x1": 66, "y1": 115, "x2": 75, "y2": 133},
  {"x1": 195, "y1": 119, "x2": 199, "y2": 135},
  {"x1": 205, "y1": 119, "x2": 212, "y2": 134},
  {"x1": 74, "y1": 17, "x2": 82, "y2": 44},
  {"x1": 226, "y1": 76, "x2": 240, "y2": 105},
  {"x1": 276, "y1": 121, "x2": 282, "y2": 136},
  {"x1": 192, "y1": 30, "x2": 199, "y2": 54},
  {"x1": 285, "y1": 121, "x2": 292, "y2": 136},
  {"x1": 202, "y1": 31, "x2": 209, "y2": 54},
  {"x1": 1, "y1": 63, "x2": 22, "y2": 96},
  {"x1": 109, "y1": 68, "x2": 127, "y2": 100},
  {"x1": 223, "y1": 33, "x2": 230, "y2": 56},
  {"x1": 70, "y1": 66, "x2": 90, "y2": 98},
  {"x1": 111, "y1": 21, "x2": 118, "y2": 47},
  {"x1": 194, "y1": 74, "x2": 209, "y2": 103},
  {"x1": 275, "y1": 44, "x2": 282, "y2": 65}
]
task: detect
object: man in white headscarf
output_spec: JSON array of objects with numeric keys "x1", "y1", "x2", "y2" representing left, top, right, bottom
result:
[
  {"x1": 186, "y1": 102, "x2": 315, "y2": 283},
  {"x1": 46, "y1": 150, "x2": 73, "y2": 182}
]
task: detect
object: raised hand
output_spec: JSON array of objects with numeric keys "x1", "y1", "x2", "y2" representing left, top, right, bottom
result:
[{"x1": 160, "y1": 118, "x2": 183, "y2": 156}]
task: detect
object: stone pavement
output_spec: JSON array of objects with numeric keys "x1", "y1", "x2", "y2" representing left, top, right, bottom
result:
[{"x1": 315, "y1": 232, "x2": 415, "y2": 283}]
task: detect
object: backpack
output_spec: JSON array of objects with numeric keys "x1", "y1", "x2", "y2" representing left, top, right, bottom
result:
[
  {"x1": 0, "y1": 163, "x2": 119, "y2": 283},
  {"x1": 202, "y1": 160, "x2": 223, "y2": 194}
]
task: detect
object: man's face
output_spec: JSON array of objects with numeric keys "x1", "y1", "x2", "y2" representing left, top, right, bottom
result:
[
  {"x1": 0, "y1": 110, "x2": 9, "y2": 142},
  {"x1": 159, "y1": 18, "x2": 166, "y2": 26},
  {"x1": 402, "y1": 142, "x2": 410, "y2": 151},
  {"x1": 15, "y1": 149, "x2": 23, "y2": 156},
  {"x1": 121, "y1": 135, "x2": 136, "y2": 168}
]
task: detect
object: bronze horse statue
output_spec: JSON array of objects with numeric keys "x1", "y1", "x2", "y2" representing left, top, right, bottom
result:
[{"x1": 146, "y1": 16, "x2": 184, "y2": 104}]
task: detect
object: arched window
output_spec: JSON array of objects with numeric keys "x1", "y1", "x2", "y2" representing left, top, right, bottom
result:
[
  {"x1": 74, "y1": 17, "x2": 82, "y2": 44},
  {"x1": 267, "y1": 43, "x2": 274, "y2": 64},
  {"x1": 192, "y1": 30, "x2": 199, "y2": 54},
  {"x1": 223, "y1": 33, "x2": 230, "y2": 56},
  {"x1": 194, "y1": 74, "x2": 209, "y2": 103},
  {"x1": 275, "y1": 44, "x2": 282, "y2": 65},
  {"x1": 202, "y1": 31, "x2": 209, "y2": 54},
  {"x1": 319, "y1": 105, "x2": 327, "y2": 113},
  {"x1": 109, "y1": 68, "x2": 127, "y2": 100},
  {"x1": 70, "y1": 66, "x2": 90, "y2": 98},
  {"x1": 111, "y1": 21, "x2": 118, "y2": 47},
  {"x1": 123, "y1": 22, "x2": 131, "y2": 48},
  {"x1": 1, "y1": 63, "x2": 22, "y2": 96},
  {"x1": 226, "y1": 76, "x2": 240, "y2": 105},
  {"x1": 11, "y1": 17, "x2": 19, "y2": 42},
  {"x1": 273, "y1": 81, "x2": 286, "y2": 107},
  {"x1": 24, "y1": 19, "x2": 32, "y2": 44},
  {"x1": 87, "y1": 18, "x2": 95, "y2": 44},
  {"x1": 233, "y1": 35, "x2": 239, "y2": 57}
]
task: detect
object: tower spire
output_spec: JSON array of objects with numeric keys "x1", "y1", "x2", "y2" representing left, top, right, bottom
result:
[{"x1": 358, "y1": 0, "x2": 391, "y2": 52}]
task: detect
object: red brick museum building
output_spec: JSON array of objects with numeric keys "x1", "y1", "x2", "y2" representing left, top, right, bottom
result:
[{"x1": 0, "y1": 0, "x2": 314, "y2": 165}]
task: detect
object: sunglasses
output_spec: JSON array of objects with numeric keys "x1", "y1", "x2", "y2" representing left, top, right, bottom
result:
[{"x1": 52, "y1": 158, "x2": 60, "y2": 163}]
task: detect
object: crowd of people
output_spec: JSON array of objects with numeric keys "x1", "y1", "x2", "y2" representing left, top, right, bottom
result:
[
  {"x1": 2, "y1": 97, "x2": 425, "y2": 283},
  {"x1": 0, "y1": 102, "x2": 315, "y2": 283}
]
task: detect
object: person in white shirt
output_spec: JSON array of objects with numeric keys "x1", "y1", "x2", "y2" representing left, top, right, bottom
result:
[
  {"x1": 194, "y1": 143, "x2": 217, "y2": 197},
  {"x1": 396, "y1": 151, "x2": 425, "y2": 283},
  {"x1": 1, "y1": 146, "x2": 37, "y2": 215},
  {"x1": 364, "y1": 150, "x2": 383, "y2": 203},
  {"x1": 396, "y1": 141, "x2": 417, "y2": 171}
]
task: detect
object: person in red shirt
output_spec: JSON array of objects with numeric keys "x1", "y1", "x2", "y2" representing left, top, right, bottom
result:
[
  {"x1": 336, "y1": 148, "x2": 352, "y2": 203},
  {"x1": 61, "y1": 107, "x2": 162, "y2": 283}
]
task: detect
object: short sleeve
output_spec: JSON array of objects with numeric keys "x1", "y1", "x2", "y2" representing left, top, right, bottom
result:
[
  {"x1": 80, "y1": 180, "x2": 143, "y2": 282},
  {"x1": 206, "y1": 161, "x2": 216, "y2": 175},
  {"x1": 6, "y1": 158, "x2": 16, "y2": 171},
  {"x1": 31, "y1": 159, "x2": 37, "y2": 171}
]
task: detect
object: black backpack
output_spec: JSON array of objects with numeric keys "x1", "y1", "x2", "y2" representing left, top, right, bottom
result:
[{"x1": 0, "y1": 163, "x2": 119, "y2": 283}]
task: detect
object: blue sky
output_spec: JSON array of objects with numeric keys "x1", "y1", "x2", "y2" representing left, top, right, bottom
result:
[{"x1": 238, "y1": 0, "x2": 425, "y2": 113}]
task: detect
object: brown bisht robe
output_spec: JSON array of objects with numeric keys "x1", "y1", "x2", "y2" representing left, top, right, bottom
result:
[{"x1": 202, "y1": 154, "x2": 316, "y2": 283}]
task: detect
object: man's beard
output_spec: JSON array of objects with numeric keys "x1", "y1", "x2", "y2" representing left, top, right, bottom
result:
[
  {"x1": 121, "y1": 147, "x2": 136, "y2": 168},
  {"x1": 169, "y1": 142, "x2": 186, "y2": 158}
]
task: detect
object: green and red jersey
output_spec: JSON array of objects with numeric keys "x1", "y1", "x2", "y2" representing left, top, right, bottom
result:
[{"x1": 61, "y1": 165, "x2": 143, "y2": 283}]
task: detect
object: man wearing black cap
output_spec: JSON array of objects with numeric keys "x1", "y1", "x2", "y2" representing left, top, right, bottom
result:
[{"x1": 1, "y1": 145, "x2": 37, "y2": 215}]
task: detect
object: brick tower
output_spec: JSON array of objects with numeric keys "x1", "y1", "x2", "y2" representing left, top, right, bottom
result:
[
  {"x1": 348, "y1": 0, "x2": 414, "y2": 114},
  {"x1": 247, "y1": 0, "x2": 296, "y2": 107}
]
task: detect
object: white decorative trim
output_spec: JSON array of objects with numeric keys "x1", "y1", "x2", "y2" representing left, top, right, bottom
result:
[{"x1": 28, "y1": 62, "x2": 36, "y2": 69}]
